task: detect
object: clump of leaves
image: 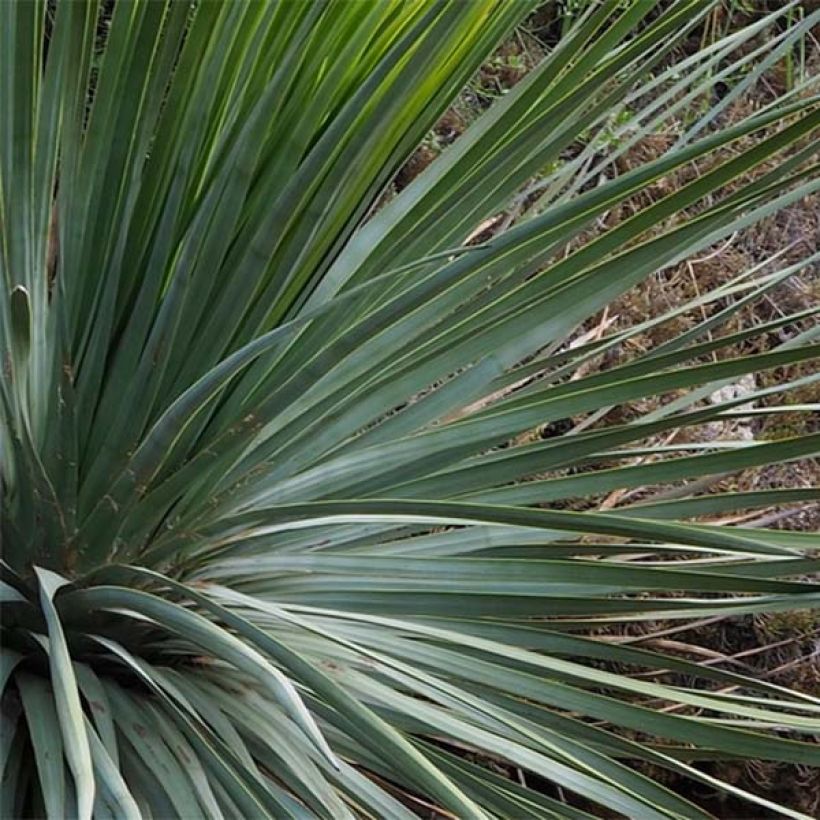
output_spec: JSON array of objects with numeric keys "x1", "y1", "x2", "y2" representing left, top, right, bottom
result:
[{"x1": 2, "y1": 1, "x2": 819, "y2": 818}]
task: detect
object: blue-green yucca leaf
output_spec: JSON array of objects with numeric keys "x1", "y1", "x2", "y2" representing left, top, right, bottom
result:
[
  {"x1": 34, "y1": 567, "x2": 95, "y2": 819},
  {"x1": 17, "y1": 670, "x2": 67, "y2": 819},
  {"x1": 2, "y1": 0, "x2": 820, "y2": 817}
]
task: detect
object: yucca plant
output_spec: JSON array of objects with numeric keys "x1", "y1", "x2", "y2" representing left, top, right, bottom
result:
[{"x1": 2, "y1": 0, "x2": 820, "y2": 817}]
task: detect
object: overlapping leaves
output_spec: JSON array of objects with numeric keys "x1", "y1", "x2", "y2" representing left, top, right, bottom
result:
[{"x1": 1, "y1": 1, "x2": 819, "y2": 817}]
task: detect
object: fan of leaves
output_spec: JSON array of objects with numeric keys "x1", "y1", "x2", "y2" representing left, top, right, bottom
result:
[{"x1": 2, "y1": 1, "x2": 819, "y2": 817}]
